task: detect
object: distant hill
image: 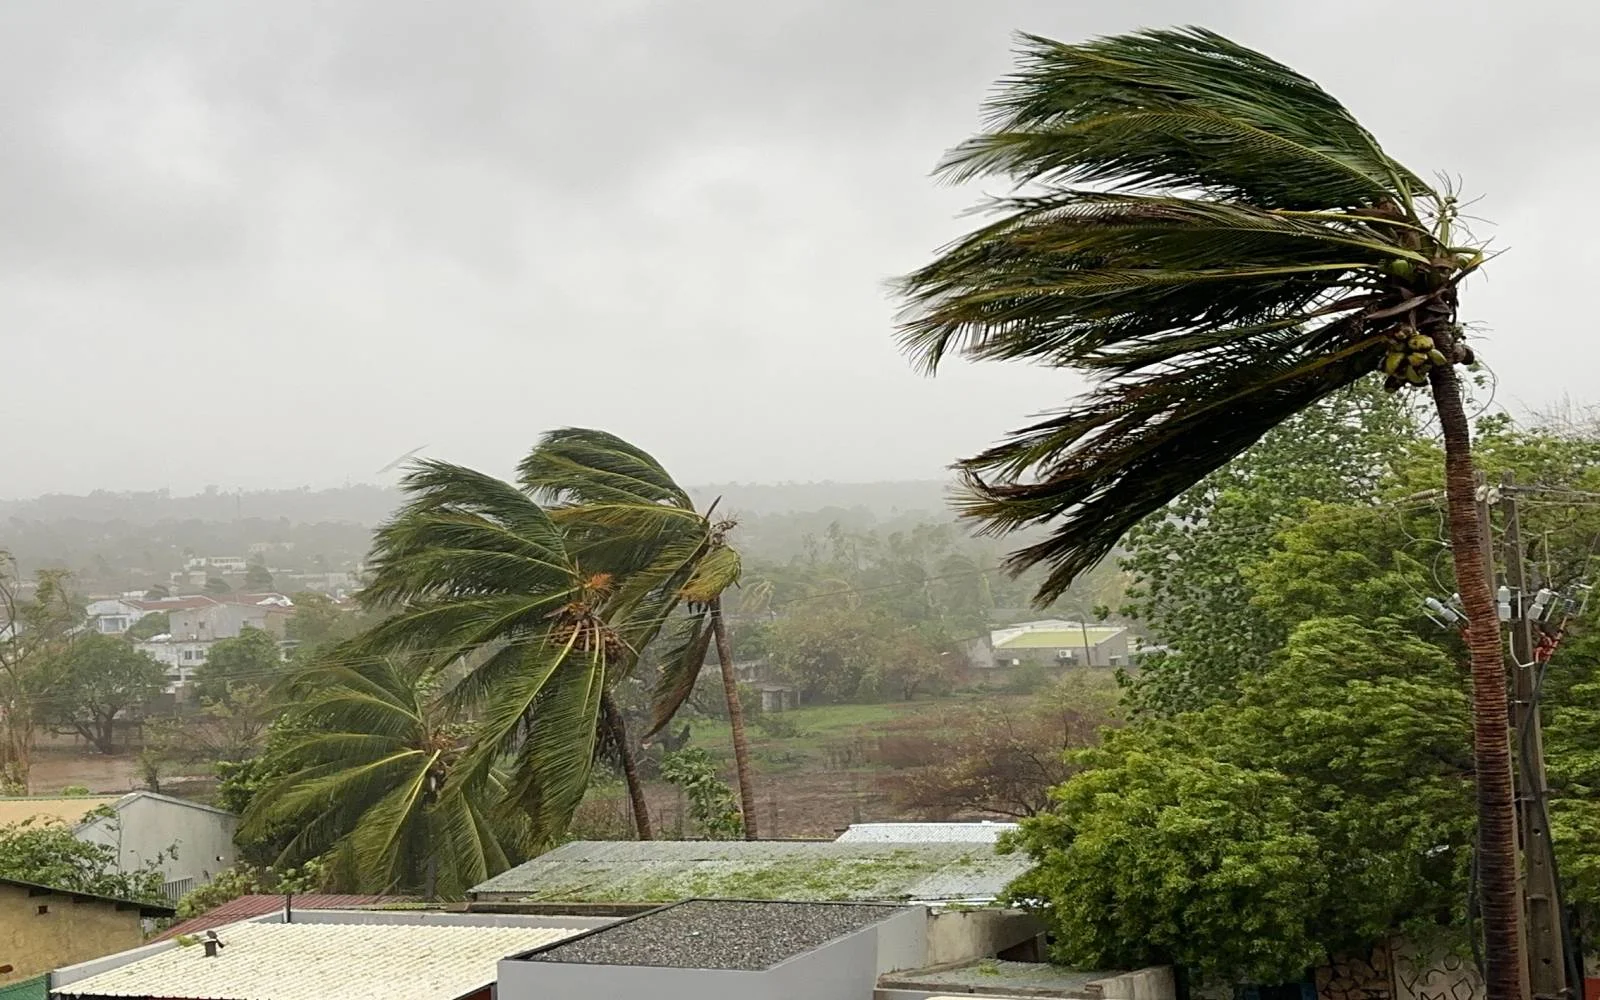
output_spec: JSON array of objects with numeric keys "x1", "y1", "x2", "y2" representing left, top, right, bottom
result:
[{"x1": 0, "y1": 480, "x2": 955, "y2": 529}]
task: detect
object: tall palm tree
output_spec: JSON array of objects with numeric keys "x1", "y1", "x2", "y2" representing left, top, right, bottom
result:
[
  {"x1": 240, "y1": 654, "x2": 526, "y2": 897},
  {"x1": 352, "y1": 460, "x2": 653, "y2": 845},
  {"x1": 518, "y1": 429, "x2": 759, "y2": 839},
  {"x1": 896, "y1": 27, "x2": 1514, "y2": 998}
]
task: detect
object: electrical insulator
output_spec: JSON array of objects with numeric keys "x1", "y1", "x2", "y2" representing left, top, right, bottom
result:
[
  {"x1": 1497, "y1": 585, "x2": 1513, "y2": 622},
  {"x1": 1530, "y1": 588, "x2": 1555, "y2": 622}
]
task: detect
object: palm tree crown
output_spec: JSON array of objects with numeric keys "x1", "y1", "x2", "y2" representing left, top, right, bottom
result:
[
  {"x1": 240, "y1": 655, "x2": 523, "y2": 896},
  {"x1": 897, "y1": 26, "x2": 1484, "y2": 603}
]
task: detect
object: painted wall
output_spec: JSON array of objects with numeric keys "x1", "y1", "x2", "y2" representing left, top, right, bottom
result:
[
  {"x1": 0, "y1": 884, "x2": 146, "y2": 985},
  {"x1": 77, "y1": 796, "x2": 236, "y2": 897}
]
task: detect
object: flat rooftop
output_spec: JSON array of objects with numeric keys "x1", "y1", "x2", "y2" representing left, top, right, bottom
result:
[
  {"x1": 54, "y1": 921, "x2": 580, "y2": 1000},
  {"x1": 522, "y1": 899, "x2": 903, "y2": 971}
]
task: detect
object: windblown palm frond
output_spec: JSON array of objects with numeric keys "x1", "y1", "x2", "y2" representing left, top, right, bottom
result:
[
  {"x1": 344, "y1": 459, "x2": 626, "y2": 847},
  {"x1": 239, "y1": 655, "x2": 526, "y2": 896},
  {"x1": 518, "y1": 429, "x2": 742, "y2": 734},
  {"x1": 897, "y1": 26, "x2": 1485, "y2": 602}
]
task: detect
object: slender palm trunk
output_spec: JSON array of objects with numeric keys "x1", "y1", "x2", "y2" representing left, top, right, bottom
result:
[
  {"x1": 709, "y1": 597, "x2": 759, "y2": 840},
  {"x1": 601, "y1": 691, "x2": 653, "y2": 840},
  {"x1": 1431, "y1": 361, "x2": 1522, "y2": 1000}
]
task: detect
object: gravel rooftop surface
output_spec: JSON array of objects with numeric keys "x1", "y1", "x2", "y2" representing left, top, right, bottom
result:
[{"x1": 525, "y1": 899, "x2": 903, "y2": 970}]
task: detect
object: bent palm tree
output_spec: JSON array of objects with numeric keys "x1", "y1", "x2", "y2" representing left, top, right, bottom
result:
[
  {"x1": 240, "y1": 655, "x2": 525, "y2": 897},
  {"x1": 897, "y1": 27, "x2": 1514, "y2": 998},
  {"x1": 353, "y1": 460, "x2": 652, "y2": 845},
  {"x1": 518, "y1": 429, "x2": 758, "y2": 839}
]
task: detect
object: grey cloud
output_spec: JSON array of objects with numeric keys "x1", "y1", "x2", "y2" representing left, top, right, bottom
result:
[{"x1": 0, "y1": 0, "x2": 1594, "y2": 497}]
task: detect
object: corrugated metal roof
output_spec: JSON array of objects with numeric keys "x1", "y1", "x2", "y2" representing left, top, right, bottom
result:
[
  {"x1": 53, "y1": 922, "x2": 577, "y2": 1000},
  {"x1": 154, "y1": 894, "x2": 412, "y2": 942},
  {"x1": 470, "y1": 840, "x2": 1030, "y2": 905},
  {"x1": 993, "y1": 627, "x2": 1124, "y2": 650},
  {"x1": 835, "y1": 822, "x2": 1019, "y2": 843}
]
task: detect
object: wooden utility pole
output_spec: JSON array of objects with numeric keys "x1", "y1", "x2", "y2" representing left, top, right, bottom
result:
[{"x1": 1499, "y1": 472, "x2": 1570, "y2": 1000}]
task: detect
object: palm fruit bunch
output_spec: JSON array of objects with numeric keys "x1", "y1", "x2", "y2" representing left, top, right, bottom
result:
[{"x1": 1380, "y1": 325, "x2": 1475, "y2": 393}]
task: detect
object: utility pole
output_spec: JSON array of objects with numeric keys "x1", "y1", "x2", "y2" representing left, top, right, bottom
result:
[{"x1": 1499, "y1": 472, "x2": 1570, "y2": 1000}]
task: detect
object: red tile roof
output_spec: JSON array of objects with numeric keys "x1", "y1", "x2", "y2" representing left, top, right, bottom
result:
[{"x1": 155, "y1": 893, "x2": 409, "y2": 941}]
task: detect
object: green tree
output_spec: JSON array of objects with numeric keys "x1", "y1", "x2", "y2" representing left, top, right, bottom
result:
[
  {"x1": 1006, "y1": 618, "x2": 1470, "y2": 983},
  {"x1": 765, "y1": 601, "x2": 884, "y2": 703},
  {"x1": 284, "y1": 591, "x2": 365, "y2": 660},
  {"x1": 0, "y1": 558, "x2": 81, "y2": 792},
  {"x1": 175, "y1": 860, "x2": 327, "y2": 919},
  {"x1": 659, "y1": 748, "x2": 743, "y2": 840},
  {"x1": 127, "y1": 611, "x2": 170, "y2": 640},
  {"x1": 1119, "y1": 383, "x2": 1417, "y2": 713},
  {"x1": 244, "y1": 562, "x2": 274, "y2": 591},
  {"x1": 896, "y1": 29, "x2": 1515, "y2": 989},
  {"x1": 240, "y1": 655, "x2": 526, "y2": 897},
  {"x1": 0, "y1": 815, "x2": 168, "y2": 902},
  {"x1": 143, "y1": 584, "x2": 170, "y2": 600},
  {"x1": 44, "y1": 634, "x2": 165, "y2": 754},
  {"x1": 204, "y1": 576, "x2": 231, "y2": 596},
  {"x1": 196, "y1": 626, "x2": 282, "y2": 706},
  {"x1": 351, "y1": 459, "x2": 655, "y2": 846},
  {"x1": 518, "y1": 429, "x2": 758, "y2": 838}
]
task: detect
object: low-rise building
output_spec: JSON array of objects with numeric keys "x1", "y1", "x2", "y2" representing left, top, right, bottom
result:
[
  {"x1": 0, "y1": 876, "x2": 173, "y2": 996},
  {"x1": 0, "y1": 794, "x2": 236, "y2": 901},
  {"x1": 965, "y1": 619, "x2": 1133, "y2": 673}
]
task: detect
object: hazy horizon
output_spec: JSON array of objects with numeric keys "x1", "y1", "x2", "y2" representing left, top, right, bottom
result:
[{"x1": 4, "y1": 2, "x2": 1596, "y2": 496}]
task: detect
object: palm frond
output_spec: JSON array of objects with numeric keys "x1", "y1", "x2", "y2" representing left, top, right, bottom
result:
[
  {"x1": 647, "y1": 609, "x2": 713, "y2": 736},
  {"x1": 940, "y1": 28, "x2": 1428, "y2": 208},
  {"x1": 895, "y1": 26, "x2": 1476, "y2": 604},
  {"x1": 519, "y1": 428, "x2": 692, "y2": 509}
]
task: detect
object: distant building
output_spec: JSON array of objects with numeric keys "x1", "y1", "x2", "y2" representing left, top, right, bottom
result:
[
  {"x1": 129, "y1": 593, "x2": 293, "y2": 695},
  {"x1": 964, "y1": 619, "x2": 1132, "y2": 673}
]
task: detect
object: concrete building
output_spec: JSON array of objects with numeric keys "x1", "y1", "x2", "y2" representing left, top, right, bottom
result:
[
  {"x1": 965, "y1": 620, "x2": 1133, "y2": 673},
  {"x1": 0, "y1": 876, "x2": 173, "y2": 996},
  {"x1": 0, "y1": 794, "x2": 236, "y2": 901}
]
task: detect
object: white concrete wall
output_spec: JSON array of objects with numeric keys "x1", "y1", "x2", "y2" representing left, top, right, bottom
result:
[{"x1": 77, "y1": 795, "x2": 236, "y2": 894}]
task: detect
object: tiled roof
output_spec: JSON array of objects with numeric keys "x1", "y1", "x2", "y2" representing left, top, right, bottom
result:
[
  {"x1": 54, "y1": 922, "x2": 577, "y2": 1000},
  {"x1": 154, "y1": 894, "x2": 409, "y2": 942},
  {"x1": 469, "y1": 840, "x2": 1031, "y2": 905},
  {"x1": 835, "y1": 822, "x2": 1018, "y2": 844}
]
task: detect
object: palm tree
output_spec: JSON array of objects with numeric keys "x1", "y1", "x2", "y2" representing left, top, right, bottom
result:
[
  {"x1": 352, "y1": 460, "x2": 653, "y2": 844},
  {"x1": 896, "y1": 27, "x2": 1514, "y2": 999},
  {"x1": 518, "y1": 429, "x2": 759, "y2": 839},
  {"x1": 240, "y1": 654, "x2": 526, "y2": 897}
]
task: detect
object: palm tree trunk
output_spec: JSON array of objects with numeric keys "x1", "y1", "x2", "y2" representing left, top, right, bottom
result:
[
  {"x1": 601, "y1": 691, "x2": 653, "y2": 841},
  {"x1": 709, "y1": 597, "x2": 759, "y2": 840},
  {"x1": 1431, "y1": 360, "x2": 1523, "y2": 1000}
]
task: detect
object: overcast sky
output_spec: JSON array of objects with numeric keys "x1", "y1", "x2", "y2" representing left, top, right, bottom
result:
[{"x1": 1, "y1": 1, "x2": 1591, "y2": 497}]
